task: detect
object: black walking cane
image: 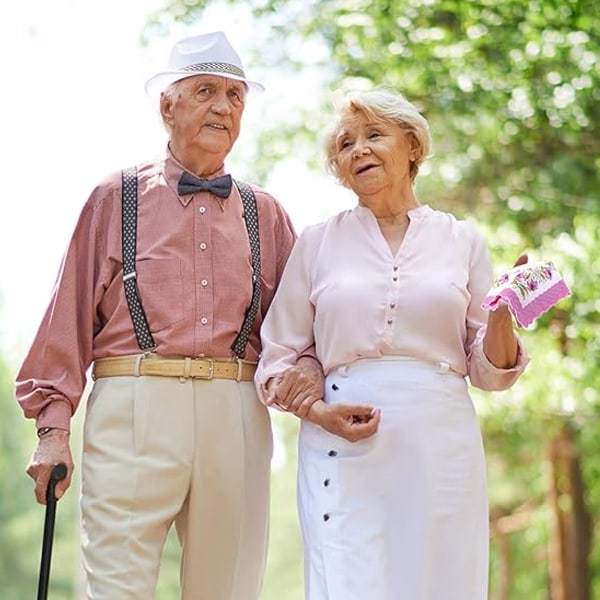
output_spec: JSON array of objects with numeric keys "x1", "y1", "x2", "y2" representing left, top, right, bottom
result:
[{"x1": 37, "y1": 462, "x2": 67, "y2": 600}]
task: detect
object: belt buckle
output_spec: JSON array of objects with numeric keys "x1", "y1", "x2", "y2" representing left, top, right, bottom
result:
[
  {"x1": 196, "y1": 358, "x2": 214, "y2": 380},
  {"x1": 235, "y1": 357, "x2": 244, "y2": 382}
]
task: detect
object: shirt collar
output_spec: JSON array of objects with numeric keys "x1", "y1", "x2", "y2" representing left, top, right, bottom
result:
[
  {"x1": 162, "y1": 145, "x2": 227, "y2": 208},
  {"x1": 353, "y1": 203, "x2": 431, "y2": 222}
]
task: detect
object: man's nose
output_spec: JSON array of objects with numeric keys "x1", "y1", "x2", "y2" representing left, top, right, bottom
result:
[{"x1": 211, "y1": 92, "x2": 232, "y2": 114}]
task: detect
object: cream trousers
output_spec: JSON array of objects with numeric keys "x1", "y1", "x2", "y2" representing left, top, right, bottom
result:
[{"x1": 80, "y1": 375, "x2": 272, "y2": 599}]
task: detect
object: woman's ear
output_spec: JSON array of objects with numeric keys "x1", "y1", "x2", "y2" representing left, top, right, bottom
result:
[{"x1": 407, "y1": 133, "x2": 420, "y2": 162}]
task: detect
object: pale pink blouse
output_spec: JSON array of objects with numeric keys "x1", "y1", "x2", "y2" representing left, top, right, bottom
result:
[{"x1": 256, "y1": 204, "x2": 529, "y2": 392}]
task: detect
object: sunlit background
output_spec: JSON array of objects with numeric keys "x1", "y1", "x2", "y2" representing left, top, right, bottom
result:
[
  {"x1": 1, "y1": 1, "x2": 598, "y2": 598},
  {"x1": 0, "y1": 0, "x2": 352, "y2": 361}
]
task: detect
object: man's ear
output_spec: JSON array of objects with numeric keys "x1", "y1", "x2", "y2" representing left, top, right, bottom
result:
[{"x1": 159, "y1": 92, "x2": 174, "y2": 125}]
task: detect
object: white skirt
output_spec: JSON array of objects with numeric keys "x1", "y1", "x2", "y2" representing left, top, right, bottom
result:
[{"x1": 297, "y1": 357, "x2": 488, "y2": 600}]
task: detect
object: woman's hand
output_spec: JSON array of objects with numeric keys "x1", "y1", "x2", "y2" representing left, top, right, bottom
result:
[
  {"x1": 483, "y1": 253, "x2": 528, "y2": 369},
  {"x1": 306, "y1": 400, "x2": 381, "y2": 442}
]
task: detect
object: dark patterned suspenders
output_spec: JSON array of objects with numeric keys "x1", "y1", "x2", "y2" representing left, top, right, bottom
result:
[
  {"x1": 121, "y1": 167, "x2": 156, "y2": 351},
  {"x1": 120, "y1": 167, "x2": 261, "y2": 358},
  {"x1": 230, "y1": 179, "x2": 262, "y2": 357}
]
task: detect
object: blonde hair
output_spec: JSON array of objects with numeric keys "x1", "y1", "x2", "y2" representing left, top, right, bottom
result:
[{"x1": 324, "y1": 89, "x2": 431, "y2": 185}]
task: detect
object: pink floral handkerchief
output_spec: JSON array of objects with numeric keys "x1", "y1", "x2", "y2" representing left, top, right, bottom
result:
[{"x1": 482, "y1": 260, "x2": 571, "y2": 328}]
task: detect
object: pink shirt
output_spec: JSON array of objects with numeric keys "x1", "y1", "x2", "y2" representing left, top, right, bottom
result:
[
  {"x1": 256, "y1": 204, "x2": 528, "y2": 392},
  {"x1": 16, "y1": 149, "x2": 296, "y2": 430}
]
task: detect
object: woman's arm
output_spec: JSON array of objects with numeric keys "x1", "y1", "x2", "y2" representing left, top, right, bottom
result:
[
  {"x1": 482, "y1": 304, "x2": 519, "y2": 368},
  {"x1": 481, "y1": 254, "x2": 528, "y2": 368}
]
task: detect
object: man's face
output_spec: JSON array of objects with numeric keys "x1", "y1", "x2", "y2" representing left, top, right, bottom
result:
[{"x1": 161, "y1": 74, "x2": 246, "y2": 167}]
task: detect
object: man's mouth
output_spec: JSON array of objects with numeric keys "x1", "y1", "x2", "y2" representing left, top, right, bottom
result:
[{"x1": 207, "y1": 123, "x2": 228, "y2": 131}]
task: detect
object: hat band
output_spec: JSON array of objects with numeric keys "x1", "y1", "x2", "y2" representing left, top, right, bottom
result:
[{"x1": 182, "y1": 62, "x2": 246, "y2": 79}]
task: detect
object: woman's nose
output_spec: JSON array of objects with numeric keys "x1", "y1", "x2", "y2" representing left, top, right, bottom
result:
[{"x1": 352, "y1": 140, "x2": 371, "y2": 157}]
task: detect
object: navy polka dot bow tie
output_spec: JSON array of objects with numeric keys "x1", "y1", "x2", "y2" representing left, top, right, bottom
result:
[{"x1": 177, "y1": 172, "x2": 233, "y2": 199}]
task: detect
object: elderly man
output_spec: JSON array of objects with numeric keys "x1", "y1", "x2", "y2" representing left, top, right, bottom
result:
[{"x1": 16, "y1": 31, "x2": 322, "y2": 599}]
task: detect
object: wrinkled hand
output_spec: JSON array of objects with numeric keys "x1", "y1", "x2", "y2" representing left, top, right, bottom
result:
[
  {"x1": 265, "y1": 356, "x2": 324, "y2": 418},
  {"x1": 26, "y1": 429, "x2": 74, "y2": 505},
  {"x1": 307, "y1": 401, "x2": 381, "y2": 443},
  {"x1": 512, "y1": 253, "x2": 528, "y2": 268},
  {"x1": 490, "y1": 253, "x2": 529, "y2": 321},
  {"x1": 485, "y1": 252, "x2": 529, "y2": 368}
]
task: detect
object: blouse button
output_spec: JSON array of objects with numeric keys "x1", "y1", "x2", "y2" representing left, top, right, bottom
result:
[
  {"x1": 199, "y1": 206, "x2": 206, "y2": 214},
  {"x1": 201, "y1": 279, "x2": 208, "y2": 287},
  {"x1": 327, "y1": 450, "x2": 337, "y2": 457},
  {"x1": 200, "y1": 317, "x2": 208, "y2": 325},
  {"x1": 323, "y1": 513, "x2": 330, "y2": 522},
  {"x1": 199, "y1": 242, "x2": 207, "y2": 250},
  {"x1": 390, "y1": 303, "x2": 396, "y2": 309},
  {"x1": 387, "y1": 318, "x2": 393, "y2": 325},
  {"x1": 324, "y1": 478, "x2": 330, "y2": 487}
]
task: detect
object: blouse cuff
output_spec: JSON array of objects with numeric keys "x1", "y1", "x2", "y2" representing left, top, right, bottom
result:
[{"x1": 469, "y1": 330, "x2": 530, "y2": 391}]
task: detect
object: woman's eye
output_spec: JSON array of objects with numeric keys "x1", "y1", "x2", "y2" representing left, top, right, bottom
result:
[
  {"x1": 369, "y1": 131, "x2": 381, "y2": 139},
  {"x1": 340, "y1": 139, "x2": 353, "y2": 150}
]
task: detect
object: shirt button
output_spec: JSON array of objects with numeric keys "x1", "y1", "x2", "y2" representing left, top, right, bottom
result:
[
  {"x1": 390, "y1": 303, "x2": 396, "y2": 309},
  {"x1": 199, "y1": 206, "x2": 206, "y2": 214},
  {"x1": 323, "y1": 513, "x2": 330, "y2": 522},
  {"x1": 392, "y1": 277, "x2": 398, "y2": 282},
  {"x1": 323, "y1": 478, "x2": 330, "y2": 487},
  {"x1": 199, "y1": 242, "x2": 207, "y2": 250},
  {"x1": 327, "y1": 450, "x2": 337, "y2": 457},
  {"x1": 200, "y1": 317, "x2": 208, "y2": 325},
  {"x1": 387, "y1": 318, "x2": 393, "y2": 324},
  {"x1": 393, "y1": 265, "x2": 399, "y2": 271},
  {"x1": 201, "y1": 279, "x2": 208, "y2": 287}
]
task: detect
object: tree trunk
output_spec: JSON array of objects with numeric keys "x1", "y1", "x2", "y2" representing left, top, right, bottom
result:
[
  {"x1": 546, "y1": 423, "x2": 592, "y2": 600},
  {"x1": 489, "y1": 508, "x2": 511, "y2": 600}
]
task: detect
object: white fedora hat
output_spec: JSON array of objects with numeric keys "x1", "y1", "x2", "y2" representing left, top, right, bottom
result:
[{"x1": 145, "y1": 31, "x2": 265, "y2": 96}]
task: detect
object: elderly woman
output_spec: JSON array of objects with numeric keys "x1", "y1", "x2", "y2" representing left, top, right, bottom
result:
[{"x1": 255, "y1": 88, "x2": 530, "y2": 600}]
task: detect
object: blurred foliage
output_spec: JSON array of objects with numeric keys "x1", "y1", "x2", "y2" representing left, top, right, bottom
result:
[
  {"x1": 147, "y1": 0, "x2": 600, "y2": 230},
  {"x1": 2, "y1": 0, "x2": 598, "y2": 597},
  {"x1": 0, "y1": 356, "x2": 83, "y2": 599},
  {"x1": 144, "y1": 0, "x2": 599, "y2": 596}
]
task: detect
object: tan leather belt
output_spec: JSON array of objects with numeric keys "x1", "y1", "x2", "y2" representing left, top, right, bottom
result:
[{"x1": 92, "y1": 355, "x2": 257, "y2": 382}]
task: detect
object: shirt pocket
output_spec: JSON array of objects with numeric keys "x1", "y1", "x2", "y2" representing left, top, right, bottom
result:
[{"x1": 135, "y1": 258, "x2": 184, "y2": 332}]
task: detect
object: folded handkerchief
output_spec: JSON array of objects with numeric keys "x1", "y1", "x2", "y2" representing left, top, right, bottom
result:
[{"x1": 482, "y1": 260, "x2": 570, "y2": 327}]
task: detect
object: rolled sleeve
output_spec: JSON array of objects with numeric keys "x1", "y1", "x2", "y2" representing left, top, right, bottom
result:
[{"x1": 468, "y1": 328, "x2": 530, "y2": 391}]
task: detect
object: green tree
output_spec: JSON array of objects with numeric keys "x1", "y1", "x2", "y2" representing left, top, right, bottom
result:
[
  {"x1": 0, "y1": 355, "x2": 83, "y2": 599},
  {"x1": 145, "y1": 1, "x2": 599, "y2": 596}
]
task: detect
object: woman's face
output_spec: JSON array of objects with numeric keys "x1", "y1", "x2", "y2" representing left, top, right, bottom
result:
[{"x1": 334, "y1": 111, "x2": 418, "y2": 196}]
